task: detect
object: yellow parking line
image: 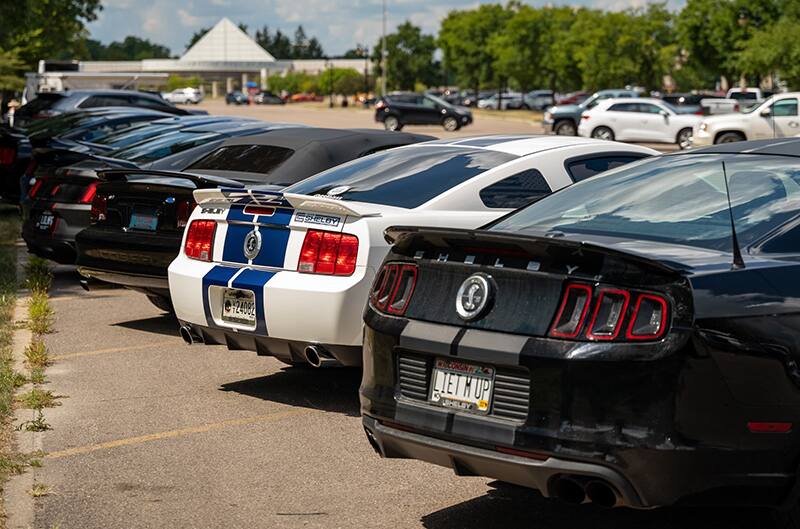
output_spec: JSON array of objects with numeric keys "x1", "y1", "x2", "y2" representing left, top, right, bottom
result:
[
  {"x1": 51, "y1": 340, "x2": 177, "y2": 360},
  {"x1": 45, "y1": 409, "x2": 315, "y2": 460}
]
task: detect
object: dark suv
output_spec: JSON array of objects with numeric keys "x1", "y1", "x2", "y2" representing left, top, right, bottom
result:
[
  {"x1": 14, "y1": 90, "x2": 201, "y2": 128},
  {"x1": 375, "y1": 92, "x2": 472, "y2": 132}
]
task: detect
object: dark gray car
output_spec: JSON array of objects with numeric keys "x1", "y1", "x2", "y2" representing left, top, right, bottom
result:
[
  {"x1": 14, "y1": 90, "x2": 202, "y2": 127},
  {"x1": 543, "y1": 89, "x2": 640, "y2": 136}
]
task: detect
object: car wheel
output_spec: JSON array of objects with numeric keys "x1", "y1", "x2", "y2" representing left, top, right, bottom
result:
[
  {"x1": 146, "y1": 295, "x2": 173, "y2": 313},
  {"x1": 677, "y1": 128, "x2": 693, "y2": 150},
  {"x1": 442, "y1": 116, "x2": 460, "y2": 132},
  {"x1": 383, "y1": 115, "x2": 400, "y2": 131},
  {"x1": 591, "y1": 126, "x2": 615, "y2": 141},
  {"x1": 554, "y1": 120, "x2": 577, "y2": 136},
  {"x1": 520, "y1": 104, "x2": 530, "y2": 110},
  {"x1": 716, "y1": 131, "x2": 745, "y2": 144}
]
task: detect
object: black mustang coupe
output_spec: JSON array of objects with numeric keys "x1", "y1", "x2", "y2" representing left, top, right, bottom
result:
[{"x1": 360, "y1": 138, "x2": 800, "y2": 520}]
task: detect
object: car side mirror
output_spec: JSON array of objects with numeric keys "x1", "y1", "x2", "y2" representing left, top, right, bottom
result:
[
  {"x1": 659, "y1": 110, "x2": 669, "y2": 119},
  {"x1": 760, "y1": 108, "x2": 772, "y2": 117}
]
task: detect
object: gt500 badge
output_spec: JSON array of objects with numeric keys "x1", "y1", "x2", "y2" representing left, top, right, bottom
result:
[{"x1": 294, "y1": 211, "x2": 341, "y2": 227}]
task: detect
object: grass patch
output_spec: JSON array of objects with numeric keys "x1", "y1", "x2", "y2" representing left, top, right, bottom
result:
[
  {"x1": 23, "y1": 256, "x2": 52, "y2": 294},
  {"x1": 27, "y1": 291, "x2": 53, "y2": 335},
  {"x1": 28, "y1": 483, "x2": 50, "y2": 497},
  {"x1": 23, "y1": 339, "x2": 49, "y2": 369},
  {"x1": 16, "y1": 388, "x2": 61, "y2": 410},
  {"x1": 17, "y1": 411, "x2": 50, "y2": 432},
  {"x1": 28, "y1": 367, "x2": 46, "y2": 385}
]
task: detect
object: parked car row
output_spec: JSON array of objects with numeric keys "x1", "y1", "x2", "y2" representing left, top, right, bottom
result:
[{"x1": 10, "y1": 99, "x2": 800, "y2": 525}]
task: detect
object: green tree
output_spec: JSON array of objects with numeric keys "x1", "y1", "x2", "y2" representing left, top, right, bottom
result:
[
  {"x1": 438, "y1": 5, "x2": 512, "y2": 95},
  {"x1": 0, "y1": 49, "x2": 26, "y2": 91},
  {"x1": 372, "y1": 22, "x2": 439, "y2": 92},
  {"x1": 85, "y1": 36, "x2": 170, "y2": 60},
  {"x1": 318, "y1": 67, "x2": 365, "y2": 95},
  {"x1": 738, "y1": 13, "x2": 800, "y2": 88}
]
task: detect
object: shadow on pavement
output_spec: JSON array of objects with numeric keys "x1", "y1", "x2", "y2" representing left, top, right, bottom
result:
[
  {"x1": 421, "y1": 481, "x2": 761, "y2": 529},
  {"x1": 114, "y1": 315, "x2": 180, "y2": 337},
  {"x1": 220, "y1": 366, "x2": 362, "y2": 417}
]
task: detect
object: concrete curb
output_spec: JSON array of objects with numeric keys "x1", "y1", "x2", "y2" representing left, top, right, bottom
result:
[{"x1": 3, "y1": 294, "x2": 40, "y2": 529}]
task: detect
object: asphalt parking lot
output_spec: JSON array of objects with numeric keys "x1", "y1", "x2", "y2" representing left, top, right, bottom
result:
[{"x1": 6, "y1": 269, "x2": 762, "y2": 528}]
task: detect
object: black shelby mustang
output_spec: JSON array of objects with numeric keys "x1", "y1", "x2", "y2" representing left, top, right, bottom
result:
[{"x1": 360, "y1": 138, "x2": 800, "y2": 523}]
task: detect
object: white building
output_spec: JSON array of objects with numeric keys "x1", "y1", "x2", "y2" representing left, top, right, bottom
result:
[{"x1": 28, "y1": 18, "x2": 371, "y2": 97}]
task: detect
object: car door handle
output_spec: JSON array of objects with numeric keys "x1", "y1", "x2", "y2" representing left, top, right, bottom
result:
[{"x1": 789, "y1": 121, "x2": 799, "y2": 128}]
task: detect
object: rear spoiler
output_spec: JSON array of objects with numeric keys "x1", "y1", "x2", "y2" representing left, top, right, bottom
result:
[
  {"x1": 97, "y1": 169, "x2": 244, "y2": 189},
  {"x1": 192, "y1": 189, "x2": 383, "y2": 218},
  {"x1": 33, "y1": 147, "x2": 139, "y2": 169},
  {"x1": 384, "y1": 225, "x2": 683, "y2": 276}
]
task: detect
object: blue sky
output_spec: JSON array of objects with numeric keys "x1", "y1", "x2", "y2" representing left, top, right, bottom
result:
[{"x1": 88, "y1": 0, "x2": 680, "y2": 57}]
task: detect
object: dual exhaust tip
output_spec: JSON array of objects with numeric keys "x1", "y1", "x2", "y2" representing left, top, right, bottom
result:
[
  {"x1": 551, "y1": 476, "x2": 621, "y2": 508},
  {"x1": 179, "y1": 327, "x2": 338, "y2": 369}
]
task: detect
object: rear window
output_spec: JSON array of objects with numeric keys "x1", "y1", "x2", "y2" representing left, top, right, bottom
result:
[
  {"x1": 492, "y1": 154, "x2": 800, "y2": 252},
  {"x1": 285, "y1": 146, "x2": 516, "y2": 209},
  {"x1": 188, "y1": 145, "x2": 295, "y2": 176},
  {"x1": 110, "y1": 130, "x2": 220, "y2": 163},
  {"x1": 93, "y1": 122, "x2": 169, "y2": 148},
  {"x1": 566, "y1": 155, "x2": 647, "y2": 182},
  {"x1": 16, "y1": 94, "x2": 65, "y2": 117}
]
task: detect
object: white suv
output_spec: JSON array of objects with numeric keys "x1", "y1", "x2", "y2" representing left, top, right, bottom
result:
[
  {"x1": 692, "y1": 93, "x2": 800, "y2": 146},
  {"x1": 578, "y1": 98, "x2": 701, "y2": 149}
]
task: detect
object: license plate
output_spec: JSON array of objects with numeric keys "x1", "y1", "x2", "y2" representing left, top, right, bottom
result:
[
  {"x1": 129, "y1": 209, "x2": 158, "y2": 231},
  {"x1": 36, "y1": 212, "x2": 54, "y2": 230},
  {"x1": 221, "y1": 289, "x2": 256, "y2": 325},
  {"x1": 428, "y1": 358, "x2": 494, "y2": 413}
]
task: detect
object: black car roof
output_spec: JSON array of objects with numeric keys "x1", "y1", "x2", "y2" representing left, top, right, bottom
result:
[{"x1": 677, "y1": 138, "x2": 800, "y2": 158}]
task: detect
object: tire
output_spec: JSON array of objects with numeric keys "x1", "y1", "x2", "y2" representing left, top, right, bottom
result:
[
  {"x1": 146, "y1": 295, "x2": 174, "y2": 314},
  {"x1": 677, "y1": 128, "x2": 693, "y2": 150},
  {"x1": 520, "y1": 104, "x2": 530, "y2": 110},
  {"x1": 383, "y1": 115, "x2": 400, "y2": 131},
  {"x1": 591, "y1": 126, "x2": 615, "y2": 141},
  {"x1": 554, "y1": 120, "x2": 577, "y2": 136},
  {"x1": 716, "y1": 131, "x2": 746, "y2": 144},
  {"x1": 442, "y1": 116, "x2": 460, "y2": 132}
]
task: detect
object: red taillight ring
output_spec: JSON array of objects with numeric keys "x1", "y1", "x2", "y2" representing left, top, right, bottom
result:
[
  {"x1": 549, "y1": 283, "x2": 593, "y2": 339},
  {"x1": 625, "y1": 293, "x2": 668, "y2": 340},
  {"x1": 387, "y1": 265, "x2": 418, "y2": 315},
  {"x1": 585, "y1": 288, "x2": 630, "y2": 341}
]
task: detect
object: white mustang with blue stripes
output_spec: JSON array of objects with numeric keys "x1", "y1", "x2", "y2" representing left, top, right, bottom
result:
[{"x1": 168, "y1": 136, "x2": 656, "y2": 367}]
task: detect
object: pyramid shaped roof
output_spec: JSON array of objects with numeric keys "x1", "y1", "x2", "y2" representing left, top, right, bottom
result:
[{"x1": 181, "y1": 18, "x2": 275, "y2": 63}]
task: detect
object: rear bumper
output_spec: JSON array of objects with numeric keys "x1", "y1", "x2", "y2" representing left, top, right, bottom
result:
[
  {"x1": 362, "y1": 415, "x2": 643, "y2": 507},
  {"x1": 77, "y1": 266, "x2": 169, "y2": 296},
  {"x1": 21, "y1": 204, "x2": 89, "y2": 264}
]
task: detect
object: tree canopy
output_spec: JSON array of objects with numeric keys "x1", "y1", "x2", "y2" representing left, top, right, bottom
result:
[{"x1": 371, "y1": 21, "x2": 439, "y2": 92}]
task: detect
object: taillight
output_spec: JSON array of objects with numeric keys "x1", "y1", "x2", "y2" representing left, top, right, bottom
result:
[
  {"x1": 28, "y1": 179, "x2": 43, "y2": 199},
  {"x1": 581, "y1": 114, "x2": 590, "y2": 120},
  {"x1": 549, "y1": 284, "x2": 592, "y2": 338},
  {"x1": 89, "y1": 193, "x2": 107, "y2": 222},
  {"x1": 549, "y1": 283, "x2": 669, "y2": 342},
  {"x1": 49, "y1": 184, "x2": 61, "y2": 197},
  {"x1": 375, "y1": 100, "x2": 386, "y2": 110},
  {"x1": 0, "y1": 147, "x2": 15, "y2": 165},
  {"x1": 184, "y1": 220, "x2": 216, "y2": 261},
  {"x1": 176, "y1": 199, "x2": 196, "y2": 228},
  {"x1": 297, "y1": 230, "x2": 359, "y2": 276},
  {"x1": 79, "y1": 182, "x2": 98, "y2": 204},
  {"x1": 625, "y1": 294, "x2": 668, "y2": 340},
  {"x1": 370, "y1": 263, "x2": 418, "y2": 315}
]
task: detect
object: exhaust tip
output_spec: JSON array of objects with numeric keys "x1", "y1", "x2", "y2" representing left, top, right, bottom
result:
[
  {"x1": 551, "y1": 477, "x2": 586, "y2": 505},
  {"x1": 179, "y1": 325, "x2": 202, "y2": 345},
  {"x1": 364, "y1": 427, "x2": 382, "y2": 456},
  {"x1": 585, "y1": 480, "x2": 619, "y2": 508},
  {"x1": 304, "y1": 345, "x2": 323, "y2": 367},
  {"x1": 79, "y1": 279, "x2": 90, "y2": 292}
]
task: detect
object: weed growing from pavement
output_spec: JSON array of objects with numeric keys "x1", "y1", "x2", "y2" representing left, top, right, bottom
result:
[
  {"x1": 28, "y1": 483, "x2": 50, "y2": 497},
  {"x1": 17, "y1": 410, "x2": 51, "y2": 432},
  {"x1": 23, "y1": 339, "x2": 49, "y2": 369},
  {"x1": 27, "y1": 292, "x2": 53, "y2": 335},
  {"x1": 24, "y1": 256, "x2": 52, "y2": 294},
  {"x1": 28, "y1": 367, "x2": 46, "y2": 385},
  {"x1": 16, "y1": 388, "x2": 61, "y2": 409}
]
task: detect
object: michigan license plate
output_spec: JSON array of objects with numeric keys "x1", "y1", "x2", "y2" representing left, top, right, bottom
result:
[
  {"x1": 429, "y1": 358, "x2": 494, "y2": 413},
  {"x1": 36, "y1": 211, "x2": 54, "y2": 230},
  {"x1": 221, "y1": 289, "x2": 256, "y2": 325},
  {"x1": 129, "y1": 209, "x2": 158, "y2": 231}
]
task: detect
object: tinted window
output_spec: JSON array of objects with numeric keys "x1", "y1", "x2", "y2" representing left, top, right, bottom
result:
[
  {"x1": 129, "y1": 96, "x2": 170, "y2": 110},
  {"x1": 638, "y1": 103, "x2": 664, "y2": 114},
  {"x1": 479, "y1": 169, "x2": 551, "y2": 209},
  {"x1": 79, "y1": 95, "x2": 129, "y2": 108},
  {"x1": 773, "y1": 99, "x2": 799, "y2": 117},
  {"x1": 285, "y1": 146, "x2": 516, "y2": 209},
  {"x1": 95, "y1": 122, "x2": 173, "y2": 148},
  {"x1": 609, "y1": 103, "x2": 637, "y2": 112},
  {"x1": 188, "y1": 145, "x2": 295, "y2": 175},
  {"x1": 110, "y1": 130, "x2": 220, "y2": 163},
  {"x1": 492, "y1": 154, "x2": 800, "y2": 252},
  {"x1": 566, "y1": 155, "x2": 646, "y2": 182},
  {"x1": 17, "y1": 94, "x2": 65, "y2": 117}
]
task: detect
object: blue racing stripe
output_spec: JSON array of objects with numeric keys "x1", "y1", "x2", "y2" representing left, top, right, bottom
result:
[
  {"x1": 201, "y1": 265, "x2": 239, "y2": 327},
  {"x1": 230, "y1": 268, "x2": 275, "y2": 335},
  {"x1": 222, "y1": 205, "x2": 294, "y2": 266}
]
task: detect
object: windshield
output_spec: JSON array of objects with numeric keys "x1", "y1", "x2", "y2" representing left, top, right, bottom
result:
[
  {"x1": 109, "y1": 130, "x2": 220, "y2": 163},
  {"x1": 285, "y1": 146, "x2": 516, "y2": 209},
  {"x1": 491, "y1": 154, "x2": 800, "y2": 252},
  {"x1": 426, "y1": 94, "x2": 453, "y2": 108}
]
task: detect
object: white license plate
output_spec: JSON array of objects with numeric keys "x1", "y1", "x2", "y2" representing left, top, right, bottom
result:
[
  {"x1": 36, "y1": 212, "x2": 54, "y2": 230},
  {"x1": 428, "y1": 358, "x2": 494, "y2": 413},
  {"x1": 221, "y1": 289, "x2": 256, "y2": 325}
]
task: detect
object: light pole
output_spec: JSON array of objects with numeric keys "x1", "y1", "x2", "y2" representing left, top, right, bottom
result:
[{"x1": 381, "y1": 0, "x2": 387, "y2": 96}]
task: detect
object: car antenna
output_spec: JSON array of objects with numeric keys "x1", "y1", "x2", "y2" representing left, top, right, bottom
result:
[{"x1": 721, "y1": 160, "x2": 745, "y2": 270}]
